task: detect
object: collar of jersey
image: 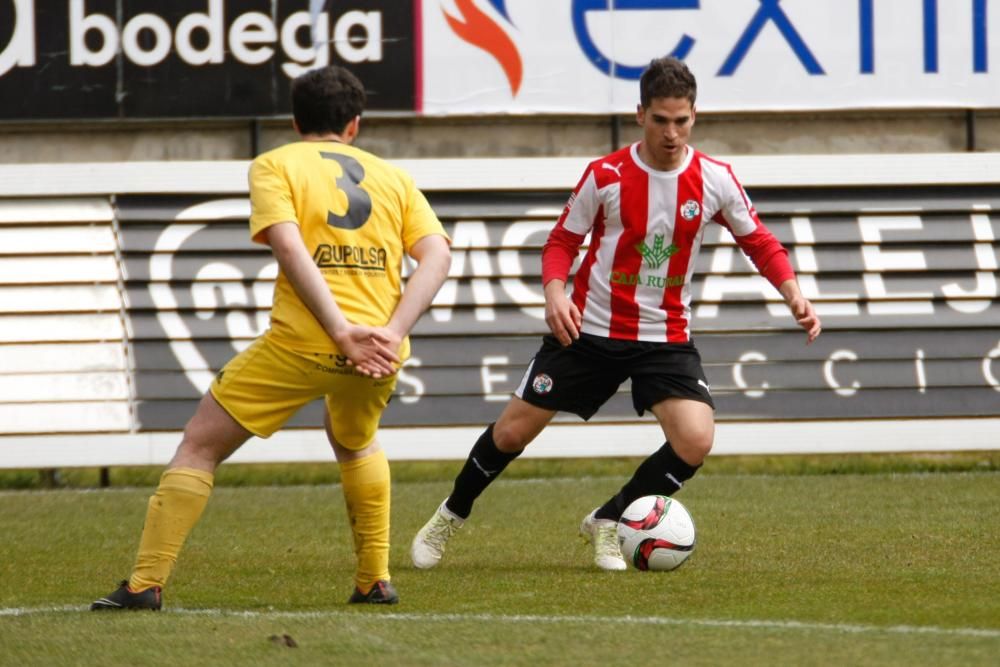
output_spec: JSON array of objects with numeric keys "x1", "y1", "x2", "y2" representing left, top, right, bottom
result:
[{"x1": 629, "y1": 142, "x2": 693, "y2": 178}]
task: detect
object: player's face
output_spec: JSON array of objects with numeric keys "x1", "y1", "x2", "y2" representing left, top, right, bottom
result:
[{"x1": 636, "y1": 97, "x2": 695, "y2": 171}]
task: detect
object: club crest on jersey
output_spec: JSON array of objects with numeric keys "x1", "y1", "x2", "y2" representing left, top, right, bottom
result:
[
  {"x1": 532, "y1": 373, "x2": 553, "y2": 395},
  {"x1": 680, "y1": 200, "x2": 701, "y2": 221}
]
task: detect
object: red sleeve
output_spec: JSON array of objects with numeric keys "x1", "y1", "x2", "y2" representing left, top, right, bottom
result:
[
  {"x1": 732, "y1": 225, "x2": 796, "y2": 289},
  {"x1": 712, "y1": 209, "x2": 795, "y2": 289},
  {"x1": 542, "y1": 225, "x2": 586, "y2": 285}
]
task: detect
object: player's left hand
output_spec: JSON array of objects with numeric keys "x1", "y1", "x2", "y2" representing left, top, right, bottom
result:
[
  {"x1": 371, "y1": 326, "x2": 404, "y2": 359},
  {"x1": 788, "y1": 296, "x2": 822, "y2": 344}
]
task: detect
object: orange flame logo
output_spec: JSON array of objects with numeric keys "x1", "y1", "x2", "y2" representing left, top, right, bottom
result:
[{"x1": 444, "y1": 0, "x2": 523, "y2": 96}]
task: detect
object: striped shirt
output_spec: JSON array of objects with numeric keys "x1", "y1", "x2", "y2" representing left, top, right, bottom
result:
[{"x1": 542, "y1": 143, "x2": 794, "y2": 343}]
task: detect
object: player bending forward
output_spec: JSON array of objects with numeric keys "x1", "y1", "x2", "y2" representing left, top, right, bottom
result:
[
  {"x1": 411, "y1": 56, "x2": 820, "y2": 571},
  {"x1": 91, "y1": 65, "x2": 450, "y2": 609}
]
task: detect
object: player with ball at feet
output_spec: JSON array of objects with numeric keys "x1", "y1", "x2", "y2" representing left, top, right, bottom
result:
[{"x1": 411, "y1": 56, "x2": 821, "y2": 572}]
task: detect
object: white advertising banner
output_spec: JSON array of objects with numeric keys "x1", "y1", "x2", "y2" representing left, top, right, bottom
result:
[{"x1": 421, "y1": 0, "x2": 999, "y2": 114}]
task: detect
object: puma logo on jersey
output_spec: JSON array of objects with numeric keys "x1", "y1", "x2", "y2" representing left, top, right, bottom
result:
[{"x1": 601, "y1": 161, "x2": 624, "y2": 177}]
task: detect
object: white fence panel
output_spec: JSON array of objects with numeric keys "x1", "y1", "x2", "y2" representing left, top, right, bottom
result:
[
  {"x1": 0, "y1": 285, "x2": 121, "y2": 313},
  {"x1": 0, "y1": 402, "x2": 131, "y2": 434},
  {"x1": 0, "y1": 314, "x2": 125, "y2": 343},
  {"x1": 0, "y1": 343, "x2": 126, "y2": 373},
  {"x1": 0, "y1": 372, "x2": 129, "y2": 402}
]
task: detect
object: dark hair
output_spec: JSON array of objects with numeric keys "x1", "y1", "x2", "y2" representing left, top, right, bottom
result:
[
  {"x1": 639, "y1": 56, "x2": 697, "y2": 108},
  {"x1": 291, "y1": 66, "x2": 367, "y2": 135}
]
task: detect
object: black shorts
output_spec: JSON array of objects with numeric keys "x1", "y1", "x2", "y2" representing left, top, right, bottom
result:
[{"x1": 514, "y1": 333, "x2": 714, "y2": 420}]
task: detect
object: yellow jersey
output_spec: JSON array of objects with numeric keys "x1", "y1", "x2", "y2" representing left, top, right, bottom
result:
[{"x1": 248, "y1": 140, "x2": 447, "y2": 358}]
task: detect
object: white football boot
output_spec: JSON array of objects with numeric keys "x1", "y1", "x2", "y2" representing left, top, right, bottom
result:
[
  {"x1": 579, "y1": 509, "x2": 627, "y2": 571},
  {"x1": 410, "y1": 500, "x2": 465, "y2": 569}
]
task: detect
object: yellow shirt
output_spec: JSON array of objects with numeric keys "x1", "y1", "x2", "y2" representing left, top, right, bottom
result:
[{"x1": 248, "y1": 141, "x2": 447, "y2": 358}]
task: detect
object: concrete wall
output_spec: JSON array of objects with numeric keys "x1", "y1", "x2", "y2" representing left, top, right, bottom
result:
[{"x1": 2, "y1": 109, "x2": 999, "y2": 163}]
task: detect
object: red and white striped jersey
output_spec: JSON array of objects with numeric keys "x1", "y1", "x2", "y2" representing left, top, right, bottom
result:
[{"x1": 542, "y1": 143, "x2": 794, "y2": 343}]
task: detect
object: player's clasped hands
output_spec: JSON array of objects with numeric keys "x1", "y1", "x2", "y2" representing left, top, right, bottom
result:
[{"x1": 334, "y1": 323, "x2": 400, "y2": 378}]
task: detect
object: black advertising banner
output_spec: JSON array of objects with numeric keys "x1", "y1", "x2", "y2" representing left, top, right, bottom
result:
[
  {"x1": 0, "y1": 0, "x2": 415, "y2": 119},
  {"x1": 111, "y1": 187, "x2": 1000, "y2": 431}
]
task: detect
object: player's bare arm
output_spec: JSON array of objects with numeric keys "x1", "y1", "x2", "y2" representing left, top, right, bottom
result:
[
  {"x1": 264, "y1": 222, "x2": 399, "y2": 377},
  {"x1": 544, "y1": 279, "x2": 582, "y2": 346},
  {"x1": 380, "y1": 234, "x2": 451, "y2": 353},
  {"x1": 778, "y1": 279, "x2": 822, "y2": 344}
]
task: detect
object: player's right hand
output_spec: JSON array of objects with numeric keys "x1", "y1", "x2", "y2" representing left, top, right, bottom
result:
[
  {"x1": 544, "y1": 282, "x2": 582, "y2": 347},
  {"x1": 334, "y1": 324, "x2": 399, "y2": 378}
]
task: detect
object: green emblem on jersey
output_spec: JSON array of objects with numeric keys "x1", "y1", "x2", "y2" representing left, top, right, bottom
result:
[{"x1": 635, "y1": 235, "x2": 678, "y2": 269}]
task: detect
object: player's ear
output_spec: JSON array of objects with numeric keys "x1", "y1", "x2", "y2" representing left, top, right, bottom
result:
[
  {"x1": 344, "y1": 115, "x2": 361, "y2": 143},
  {"x1": 636, "y1": 103, "x2": 644, "y2": 126},
  {"x1": 292, "y1": 118, "x2": 301, "y2": 135}
]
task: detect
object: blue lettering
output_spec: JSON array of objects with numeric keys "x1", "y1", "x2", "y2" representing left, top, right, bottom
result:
[
  {"x1": 860, "y1": 0, "x2": 874, "y2": 73},
  {"x1": 974, "y1": 0, "x2": 987, "y2": 72},
  {"x1": 924, "y1": 0, "x2": 938, "y2": 73},
  {"x1": 718, "y1": 0, "x2": 824, "y2": 76},
  {"x1": 571, "y1": 0, "x2": 987, "y2": 83},
  {"x1": 571, "y1": 0, "x2": 699, "y2": 80},
  {"x1": 864, "y1": 0, "x2": 985, "y2": 75}
]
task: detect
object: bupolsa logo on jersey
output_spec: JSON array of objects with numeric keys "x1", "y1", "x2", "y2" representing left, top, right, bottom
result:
[{"x1": 0, "y1": 0, "x2": 415, "y2": 118}]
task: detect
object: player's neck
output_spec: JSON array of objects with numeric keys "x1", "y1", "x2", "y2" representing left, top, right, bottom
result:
[{"x1": 301, "y1": 132, "x2": 351, "y2": 144}]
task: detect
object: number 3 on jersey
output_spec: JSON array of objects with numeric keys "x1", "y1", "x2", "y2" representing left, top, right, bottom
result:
[{"x1": 321, "y1": 152, "x2": 372, "y2": 230}]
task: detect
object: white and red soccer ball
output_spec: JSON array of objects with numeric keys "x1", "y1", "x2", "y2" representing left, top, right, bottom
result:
[{"x1": 617, "y1": 495, "x2": 696, "y2": 571}]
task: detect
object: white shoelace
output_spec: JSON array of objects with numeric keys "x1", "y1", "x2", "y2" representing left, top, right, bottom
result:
[
  {"x1": 424, "y1": 513, "x2": 460, "y2": 552},
  {"x1": 593, "y1": 522, "x2": 621, "y2": 558}
]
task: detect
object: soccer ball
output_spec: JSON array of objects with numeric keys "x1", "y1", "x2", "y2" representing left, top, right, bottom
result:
[{"x1": 617, "y1": 495, "x2": 696, "y2": 571}]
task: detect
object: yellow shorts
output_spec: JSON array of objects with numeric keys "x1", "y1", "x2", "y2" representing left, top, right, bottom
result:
[{"x1": 210, "y1": 335, "x2": 397, "y2": 449}]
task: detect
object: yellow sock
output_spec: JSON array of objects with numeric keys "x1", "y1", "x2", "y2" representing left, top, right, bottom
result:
[
  {"x1": 339, "y1": 449, "x2": 391, "y2": 592},
  {"x1": 129, "y1": 467, "x2": 214, "y2": 591}
]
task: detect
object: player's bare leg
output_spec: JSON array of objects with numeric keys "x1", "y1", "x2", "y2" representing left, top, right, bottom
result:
[
  {"x1": 166, "y1": 391, "x2": 254, "y2": 472},
  {"x1": 649, "y1": 398, "x2": 714, "y2": 467}
]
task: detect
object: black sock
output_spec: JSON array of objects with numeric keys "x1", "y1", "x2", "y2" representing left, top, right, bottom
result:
[
  {"x1": 594, "y1": 441, "x2": 701, "y2": 521},
  {"x1": 444, "y1": 424, "x2": 521, "y2": 519}
]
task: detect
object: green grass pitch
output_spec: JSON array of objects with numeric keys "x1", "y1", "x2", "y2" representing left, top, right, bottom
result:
[{"x1": 0, "y1": 454, "x2": 998, "y2": 666}]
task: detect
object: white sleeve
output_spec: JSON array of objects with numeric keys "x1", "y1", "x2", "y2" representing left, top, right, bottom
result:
[
  {"x1": 559, "y1": 169, "x2": 600, "y2": 235},
  {"x1": 714, "y1": 166, "x2": 759, "y2": 237}
]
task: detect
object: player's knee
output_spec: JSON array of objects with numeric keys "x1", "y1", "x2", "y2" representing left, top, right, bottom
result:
[
  {"x1": 691, "y1": 435, "x2": 714, "y2": 463},
  {"x1": 332, "y1": 426, "x2": 377, "y2": 454},
  {"x1": 173, "y1": 433, "x2": 225, "y2": 469},
  {"x1": 491, "y1": 421, "x2": 531, "y2": 454},
  {"x1": 673, "y1": 427, "x2": 713, "y2": 466}
]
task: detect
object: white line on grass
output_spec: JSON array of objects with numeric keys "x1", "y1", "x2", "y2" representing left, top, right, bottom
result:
[{"x1": 3, "y1": 605, "x2": 997, "y2": 639}]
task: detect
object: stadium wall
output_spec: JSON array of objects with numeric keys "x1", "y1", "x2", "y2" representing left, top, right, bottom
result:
[
  {"x1": 3, "y1": 109, "x2": 1000, "y2": 165},
  {"x1": 0, "y1": 155, "x2": 998, "y2": 468}
]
